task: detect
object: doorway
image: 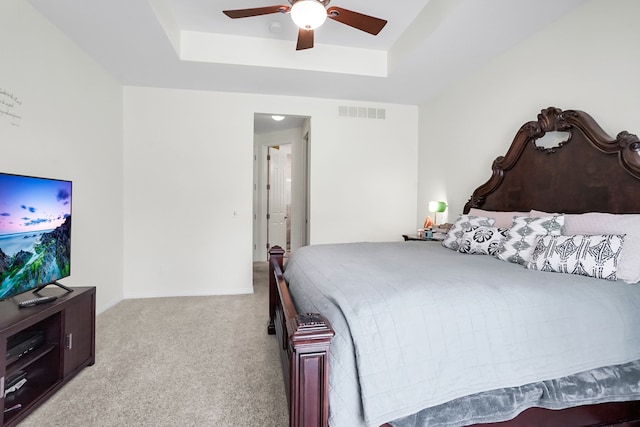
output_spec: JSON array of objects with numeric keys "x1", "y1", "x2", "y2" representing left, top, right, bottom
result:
[
  {"x1": 266, "y1": 144, "x2": 290, "y2": 252},
  {"x1": 253, "y1": 113, "x2": 310, "y2": 262}
]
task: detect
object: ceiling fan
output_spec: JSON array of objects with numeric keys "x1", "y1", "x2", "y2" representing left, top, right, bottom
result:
[{"x1": 223, "y1": 0, "x2": 387, "y2": 51}]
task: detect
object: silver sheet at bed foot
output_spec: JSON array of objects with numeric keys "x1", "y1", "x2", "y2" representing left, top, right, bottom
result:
[{"x1": 389, "y1": 359, "x2": 640, "y2": 427}]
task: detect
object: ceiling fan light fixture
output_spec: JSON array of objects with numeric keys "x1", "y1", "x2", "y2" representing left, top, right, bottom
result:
[{"x1": 290, "y1": 0, "x2": 327, "y2": 30}]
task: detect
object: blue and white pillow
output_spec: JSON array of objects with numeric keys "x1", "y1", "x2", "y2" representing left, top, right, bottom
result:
[
  {"x1": 527, "y1": 234, "x2": 625, "y2": 281},
  {"x1": 496, "y1": 215, "x2": 564, "y2": 265},
  {"x1": 442, "y1": 215, "x2": 495, "y2": 251},
  {"x1": 458, "y1": 226, "x2": 509, "y2": 256}
]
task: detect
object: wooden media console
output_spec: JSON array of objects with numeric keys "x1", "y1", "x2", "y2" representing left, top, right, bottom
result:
[{"x1": 0, "y1": 286, "x2": 95, "y2": 426}]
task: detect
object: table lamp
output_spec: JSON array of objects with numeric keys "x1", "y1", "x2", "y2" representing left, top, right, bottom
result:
[{"x1": 428, "y1": 201, "x2": 447, "y2": 226}]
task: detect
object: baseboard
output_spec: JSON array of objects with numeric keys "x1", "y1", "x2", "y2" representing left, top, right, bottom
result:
[{"x1": 123, "y1": 287, "x2": 254, "y2": 299}]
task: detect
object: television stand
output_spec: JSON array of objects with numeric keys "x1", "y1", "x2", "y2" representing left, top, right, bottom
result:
[
  {"x1": 33, "y1": 281, "x2": 74, "y2": 294},
  {"x1": 1, "y1": 286, "x2": 95, "y2": 426}
]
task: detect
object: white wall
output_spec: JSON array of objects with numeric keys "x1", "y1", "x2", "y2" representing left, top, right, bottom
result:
[
  {"x1": 418, "y1": 0, "x2": 640, "y2": 222},
  {"x1": 0, "y1": 2, "x2": 124, "y2": 313},
  {"x1": 123, "y1": 88, "x2": 418, "y2": 297}
]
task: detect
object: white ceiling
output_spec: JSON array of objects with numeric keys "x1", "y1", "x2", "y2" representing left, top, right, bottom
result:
[{"x1": 27, "y1": 0, "x2": 585, "y2": 106}]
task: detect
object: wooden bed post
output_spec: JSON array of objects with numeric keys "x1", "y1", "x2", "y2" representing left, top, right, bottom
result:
[
  {"x1": 289, "y1": 314, "x2": 334, "y2": 427},
  {"x1": 268, "y1": 245, "x2": 285, "y2": 335},
  {"x1": 268, "y1": 245, "x2": 335, "y2": 427}
]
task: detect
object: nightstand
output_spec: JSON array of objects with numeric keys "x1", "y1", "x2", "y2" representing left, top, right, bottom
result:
[{"x1": 402, "y1": 234, "x2": 442, "y2": 242}]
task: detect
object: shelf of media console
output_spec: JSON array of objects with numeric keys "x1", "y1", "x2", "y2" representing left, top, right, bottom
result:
[
  {"x1": 3, "y1": 343, "x2": 58, "y2": 424},
  {"x1": 6, "y1": 343, "x2": 56, "y2": 377}
]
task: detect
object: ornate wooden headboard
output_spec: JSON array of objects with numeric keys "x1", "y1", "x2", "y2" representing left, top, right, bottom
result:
[{"x1": 464, "y1": 107, "x2": 640, "y2": 214}]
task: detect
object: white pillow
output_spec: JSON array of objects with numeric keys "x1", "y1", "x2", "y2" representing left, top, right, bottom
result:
[
  {"x1": 531, "y1": 211, "x2": 640, "y2": 284},
  {"x1": 468, "y1": 208, "x2": 529, "y2": 229},
  {"x1": 496, "y1": 215, "x2": 565, "y2": 265},
  {"x1": 563, "y1": 213, "x2": 640, "y2": 284},
  {"x1": 458, "y1": 226, "x2": 508, "y2": 256},
  {"x1": 527, "y1": 234, "x2": 625, "y2": 281},
  {"x1": 442, "y1": 215, "x2": 495, "y2": 251}
]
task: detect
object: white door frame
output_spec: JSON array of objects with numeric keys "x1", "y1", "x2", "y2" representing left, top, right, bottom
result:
[{"x1": 253, "y1": 115, "x2": 310, "y2": 262}]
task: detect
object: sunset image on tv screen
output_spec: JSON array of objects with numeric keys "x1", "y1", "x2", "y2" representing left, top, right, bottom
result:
[{"x1": 0, "y1": 173, "x2": 72, "y2": 299}]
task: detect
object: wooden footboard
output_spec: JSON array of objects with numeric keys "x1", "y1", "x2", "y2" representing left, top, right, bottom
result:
[{"x1": 268, "y1": 246, "x2": 335, "y2": 427}]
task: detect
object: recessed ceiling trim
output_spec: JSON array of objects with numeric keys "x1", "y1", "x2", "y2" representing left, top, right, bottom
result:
[
  {"x1": 179, "y1": 30, "x2": 388, "y2": 77},
  {"x1": 148, "y1": 0, "x2": 181, "y2": 53},
  {"x1": 388, "y1": 0, "x2": 463, "y2": 74}
]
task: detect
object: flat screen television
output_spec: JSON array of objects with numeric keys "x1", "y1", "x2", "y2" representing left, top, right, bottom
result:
[{"x1": 0, "y1": 172, "x2": 72, "y2": 300}]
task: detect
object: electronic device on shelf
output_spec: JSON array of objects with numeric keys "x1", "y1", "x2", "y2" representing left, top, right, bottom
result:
[
  {"x1": 6, "y1": 370, "x2": 26, "y2": 387},
  {"x1": 0, "y1": 172, "x2": 72, "y2": 303},
  {"x1": 4, "y1": 370, "x2": 27, "y2": 398},
  {"x1": 6, "y1": 330, "x2": 45, "y2": 363}
]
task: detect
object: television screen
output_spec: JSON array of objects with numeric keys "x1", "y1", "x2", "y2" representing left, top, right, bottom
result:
[{"x1": 0, "y1": 173, "x2": 72, "y2": 300}]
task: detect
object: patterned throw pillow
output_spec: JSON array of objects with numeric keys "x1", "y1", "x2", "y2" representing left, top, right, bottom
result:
[
  {"x1": 561, "y1": 212, "x2": 640, "y2": 284},
  {"x1": 442, "y1": 215, "x2": 495, "y2": 251},
  {"x1": 496, "y1": 215, "x2": 564, "y2": 265},
  {"x1": 458, "y1": 226, "x2": 508, "y2": 255},
  {"x1": 527, "y1": 234, "x2": 625, "y2": 281}
]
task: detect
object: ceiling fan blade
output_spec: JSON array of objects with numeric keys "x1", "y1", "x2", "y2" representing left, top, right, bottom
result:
[
  {"x1": 296, "y1": 28, "x2": 314, "y2": 50},
  {"x1": 326, "y1": 6, "x2": 387, "y2": 35},
  {"x1": 223, "y1": 5, "x2": 290, "y2": 19}
]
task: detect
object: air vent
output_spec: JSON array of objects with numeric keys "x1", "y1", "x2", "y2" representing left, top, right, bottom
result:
[{"x1": 338, "y1": 105, "x2": 386, "y2": 120}]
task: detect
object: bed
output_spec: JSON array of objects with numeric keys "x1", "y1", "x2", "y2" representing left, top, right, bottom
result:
[{"x1": 267, "y1": 107, "x2": 640, "y2": 427}]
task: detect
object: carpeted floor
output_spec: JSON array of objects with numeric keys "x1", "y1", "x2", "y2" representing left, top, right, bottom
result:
[{"x1": 21, "y1": 263, "x2": 289, "y2": 426}]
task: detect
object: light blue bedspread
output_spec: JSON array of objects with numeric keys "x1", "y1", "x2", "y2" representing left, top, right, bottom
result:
[{"x1": 283, "y1": 242, "x2": 640, "y2": 427}]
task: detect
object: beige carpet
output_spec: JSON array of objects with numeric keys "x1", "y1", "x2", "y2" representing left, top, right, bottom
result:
[{"x1": 21, "y1": 263, "x2": 288, "y2": 427}]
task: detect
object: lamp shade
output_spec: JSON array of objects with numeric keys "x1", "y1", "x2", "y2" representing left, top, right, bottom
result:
[
  {"x1": 290, "y1": 0, "x2": 327, "y2": 30},
  {"x1": 428, "y1": 201, "x2": 447, "y2": 213}
]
